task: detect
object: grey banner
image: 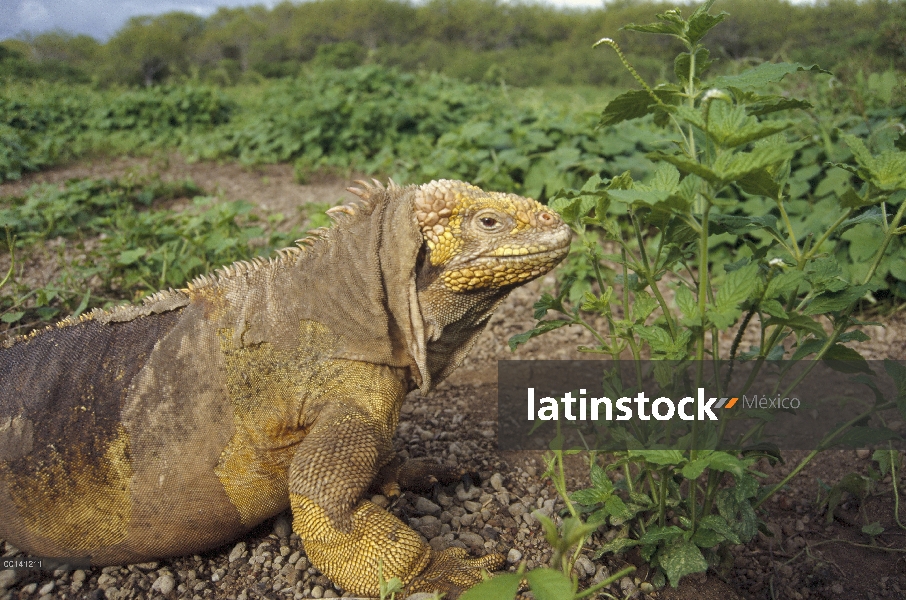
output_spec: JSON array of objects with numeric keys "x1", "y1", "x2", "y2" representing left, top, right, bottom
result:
[{"x1": 498, "y1": 360, "x2": 906, "y2": 451}]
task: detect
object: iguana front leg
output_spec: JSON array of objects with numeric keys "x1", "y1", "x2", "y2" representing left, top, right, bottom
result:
[{"x1": 289, "y1": 406, "x2": 502, "y2": 597}]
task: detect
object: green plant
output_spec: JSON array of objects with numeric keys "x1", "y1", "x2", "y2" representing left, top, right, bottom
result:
[
  {"x1": 510, "y1": 0, "x2": 906, "y2": 589},
  {"x1": 0, "y1": 177, "x2": 312, "y2": 337},
  {"x1": 461, "y1": 458, "x2": 637, "y2": 600}
]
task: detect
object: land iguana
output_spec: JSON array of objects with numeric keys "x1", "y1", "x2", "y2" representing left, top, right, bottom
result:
[{"x1": 0, "y1": 179, "x2": 571, "y2": 598}]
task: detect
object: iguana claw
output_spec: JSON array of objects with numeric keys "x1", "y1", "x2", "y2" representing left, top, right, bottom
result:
[{"x1": 404, "y1": 547, "x2": 505, "y2": 599}]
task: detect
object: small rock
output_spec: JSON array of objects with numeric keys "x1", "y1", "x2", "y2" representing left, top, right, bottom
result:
[
  {"x1": 229, "y1": 542, "x2": 246, "y2": 563},
  {"x1": 592, "y1": 566, "x2": 610, "y2": 584},
  {"x1": 311, "y1": 584, "x2": 324, "y2": 598},
  {"x1": 38, "y1": 582, "x2": 54, "y2": 595},
  {"x1": 72, "y1": 570, "x2": 87, "y2": 583},
  {"x1": 20, "y1": 583, "x2": 37, "y2": 595},
  {"x1": 640, "y1": 581, "x2": 654, "y2": 593},
  {"x1": 620, "y1": 576, "x2": 639, "y2": 598},
  {"x1": 103, "y1": 587, "x2": 119, "y2": 600},
  {"x1": 371, "y1": 494, "x2": 390, "y2": 509},
  {"x1": 415, "y1": 497, "x2": 442, "y2": 516},
  {"x1": 507, "y1": 549, "x2": 523, "y2": 564},
  {"x1": 152, "y1": 574, "x2": 176, "y2": 595},
  {"x1": 490, "y1": 473, "x2": 504, "y2": 491},
  {"x1": 458, "y1": 532, "x2": 485, "y2": 552},
  {"x1": 856, "y1": 448, "x2": 871, "y2": 459},
  {"x1": 575, "y1": 556, "x2": 595, "y2": 579},
  {"x1": 463, "y1": 500, "x2": 482, "y2": 513},
  {"x1": 0, "y1": 570, "x2": 20, "y2": 590},
  {"x1": 274, "y1": 514, "x2": 292, "y2": 538},
  {"x1": 507, "y1": 503, "x2": 528, "y2": 518}
]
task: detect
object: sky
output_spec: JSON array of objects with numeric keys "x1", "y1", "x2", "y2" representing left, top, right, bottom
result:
[{"x1": 0, "y1": 0, "x2": 638, "y2": 41}]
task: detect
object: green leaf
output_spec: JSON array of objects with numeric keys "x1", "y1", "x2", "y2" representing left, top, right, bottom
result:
[
  {"x1": 871, "y1": 448, "x2": 896, "y2": 477},
  {"x1": 117, "y1": 247, "x2": 147, "y2": 265},
  {"x1": 460, "y1": 572, "x2": 521, "y2": 600},
  {"x1": 681, "y1": 458, "x2": 709, "y2": 480},
  {"x1": 640, "y1": 525, "x2": 685, "y2": 545},
  {"x1": 833, "y1": 426, "x2": 901, "y2": 448},
  {"x1": 711, "y1": 63, "x2": 830, "y2": 91},
  {"x1": 736, "y1": 168, "x2": 781, "y2": 198},
  {"x1": 805, "y1": 284, "x2": 876, "y2": 315},
  {"x1": 675, "y1": 285, "x2": 699, "y2": 323},
  {"x1": 635, "y1": 325, "x2": 675, "y2": 353},
  {"x1": 707, "y1": 452, "x2": 746, "y2": 479},
  {"x1": 660, "y1": 539, "x2": 708, "y2": 587},
  {"x1": 601, "y1": 497, "x2": 630, "y2": 525},
  {"x1": 822, "y1": 343, "x2": 871, "y2": 374},
  {"x1": 1, "y1": 311, "x2": 25, "y2": 324},
  {"x1": 599, "y1": 87, "x2": 681, "y2": 127},
  {"x1": 675, "y1": 48, "x2": 712, "y2": 85},
  {"x1": 572, "y1": 487, "x2": 612, "y2": 506},
  {"x1": 714, "y1": 263, "x2": 759, "y2": 312},
  {"x1": 862, "y1": 522, "x2": 885, "y2": 537},
  {"x1": 590, "y1": 463, "x2": 613, "y2": 491},
  {"x1": 508, "y1": 319, "x2": 572, "y2": 350},
  {"x1": 631, "y1": 449, "x2": 685, "y2": 465},
  {"x1": 526, "y1": 568, "x2": 575, "y2": 600},
  {"x1": 631, "y1": 292, "x2": 659, "y2": 323},
  {"x1": 697, "y1": 514, "x2": 741, "y2": 545},
  {"x1": 594, "y1": 535, "x2": 641, "y2": 558},
  {"x1": 685, "y1": 1, "x2": 727, "y2": 45}
]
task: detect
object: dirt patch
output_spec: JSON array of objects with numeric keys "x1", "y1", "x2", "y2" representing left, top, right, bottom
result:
[
  {"x1": 0, "y1": 154, "x2": 354, "y2": 231},
  {"x1": 1, "y1": 158, "x2": 904, "y2": 600}
]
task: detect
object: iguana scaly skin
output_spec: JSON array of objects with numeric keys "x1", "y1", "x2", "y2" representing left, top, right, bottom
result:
[{"x1": 0, "y1": 179, "x2": 570, "y2": 598}]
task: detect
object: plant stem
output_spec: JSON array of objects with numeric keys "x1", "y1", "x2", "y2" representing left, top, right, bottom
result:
[
  {"x1": 574, "y1": 566, "x2": 637, "y2": 599},
  {"x1": 755, "y1": 400, "x2": 897, "y2": 509}
]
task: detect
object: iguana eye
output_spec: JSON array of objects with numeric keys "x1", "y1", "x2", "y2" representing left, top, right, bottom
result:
[{"x1": 480, "y1": 217, "x2": 498, "y2": 228}]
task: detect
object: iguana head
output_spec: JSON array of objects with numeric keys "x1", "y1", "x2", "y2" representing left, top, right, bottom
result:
[{"x1": 412, "y1": 179, "x2": 571, "y2": 293}]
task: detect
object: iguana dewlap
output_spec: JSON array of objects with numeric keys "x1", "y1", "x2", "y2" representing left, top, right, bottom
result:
[{"x1": 0, "y1": 179, "x2": 570, "y2": 597}]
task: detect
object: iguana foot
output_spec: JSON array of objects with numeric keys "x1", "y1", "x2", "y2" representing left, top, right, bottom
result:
[
  {"x1": 404, "y1": 547, "x2": 505, "y2": 599},
  {"x1": 377, "y1": 457, "x2": 476, "y2": 497}
]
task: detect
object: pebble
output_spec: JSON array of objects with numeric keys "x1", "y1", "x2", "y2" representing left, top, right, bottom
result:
[
  {"x1": 415, "y1": 497, "x2": 442, "y2": 516},
  {"x1": 273, "y1": 514, "x2": 292, "y2": 538},
  {"x1": 228, "y1": 542, "x2": 246, "y2": 563},
  {"x1": 620, "y1": 576, "x2": 639, "y2": 598},
  {"x1": 507, "y1": 548, "x2": 523, "y2": 563},
  {"x1": 458, "y1": 532, "x2": 485, "y2": 552},
  {"x1": 463, "y1": 500, "x2": 482, "y2": 513},
  {"x1": 0, "y1": 570, "x2": 20, "y2": 590},
  {"x1": 507, "y1": 502, "x2": 528, "y2": 518},
  {"x1": 38, "y1": 582, "x2": 54, "y2": 595},
  {"x1": 311, "y1": 584, "x2": 324, "y2": 598},
  {"x1": 490, "y1": 473, "x2": 504, "y2": 491},
  {"x1": 152, "y1": 574, "x2": 176, "y2": 595},
  {"x1": 575, "y1": 556, "x2": 595, "y2": 578},
  {"x1": 856, "y1": 448, "x2": 871, "y2": 459}
]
